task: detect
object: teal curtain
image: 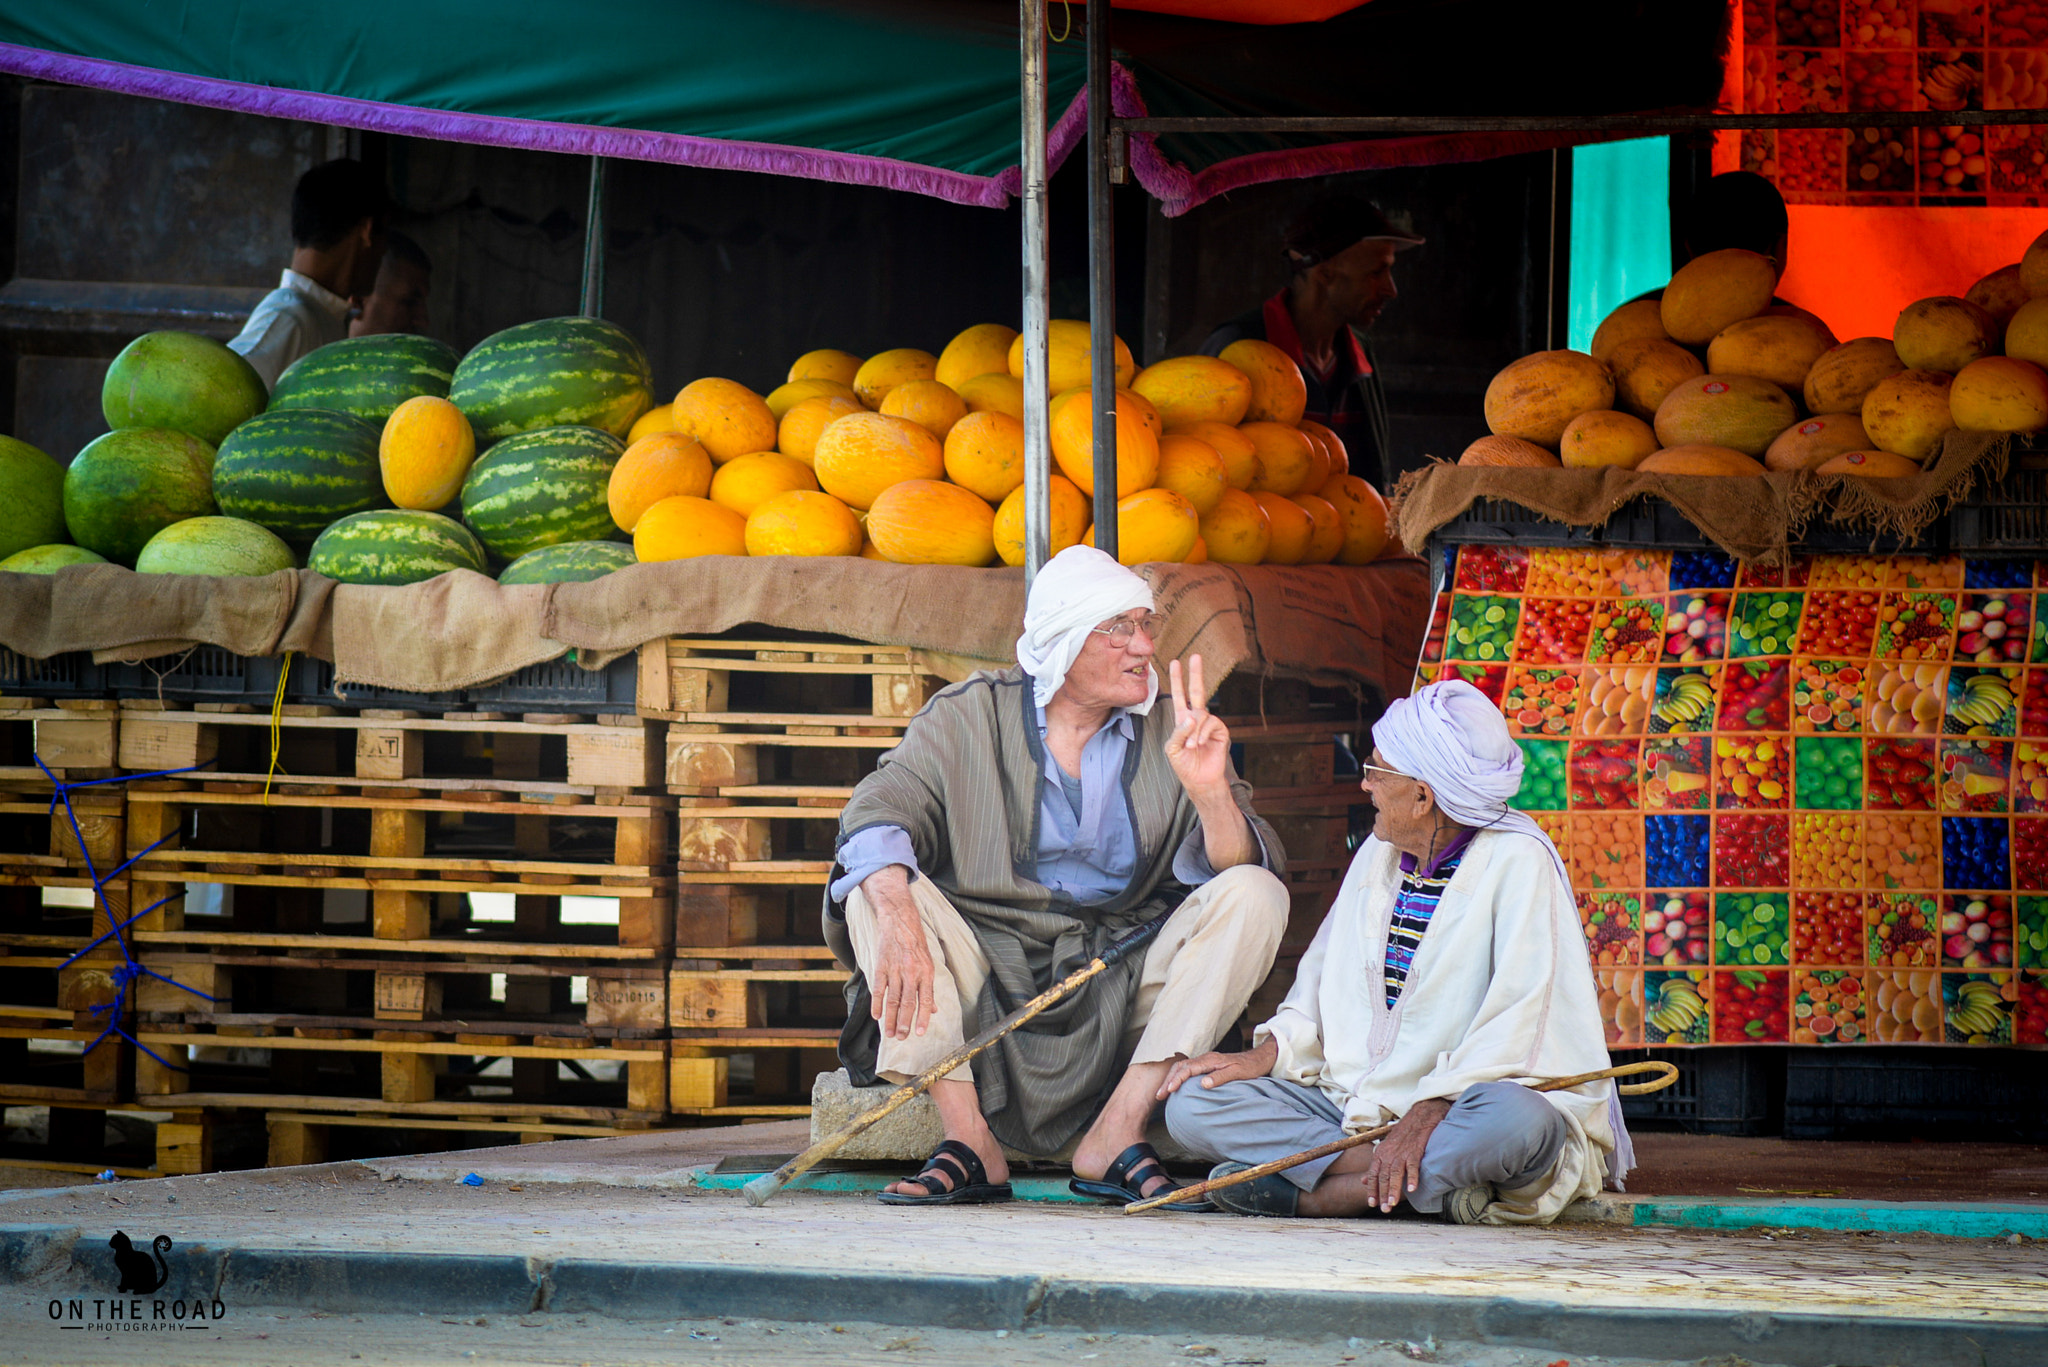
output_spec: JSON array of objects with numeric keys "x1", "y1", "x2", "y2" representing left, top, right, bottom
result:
[{"x1": 1567, "y1": 138, "x2": 1671, "y2": 352}]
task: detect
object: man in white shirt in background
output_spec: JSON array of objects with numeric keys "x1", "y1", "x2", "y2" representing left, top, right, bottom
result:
[
  {"x1": 228, "y1": 158, "x2": 388, "y2": 388},
  {"x1": 349, "y1": 231, "x2": 433, "y2": 339}
]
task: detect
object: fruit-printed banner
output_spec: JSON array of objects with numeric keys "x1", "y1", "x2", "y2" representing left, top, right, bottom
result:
[{"x1": 1415, "y1": 545, "x2": 2047, "y2": 1050}]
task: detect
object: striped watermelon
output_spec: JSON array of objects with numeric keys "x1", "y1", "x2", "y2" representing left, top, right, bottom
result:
[
  {"x1": 498, "y1": 540, "x2": 637, "y2": 585},
  {"x1": 0, "y1": 544, "x2": 107, "y2": 574},
  {"x1": 63, "y1": 428, "x2": 218, "y2": 563},
  {"x1": 448, "y1": 317, "x2": 652, "y2": 443},
  {"x1": 461, "y1": 425, "x2": 623, "y2": 561},
  {"x1": 213, "y1": 408, "x2": 385, "y2": 544},
  {"x1": 135, "y1": 516, "x2": 296, "y2": 576},
  {"x1": 308, "y1": 509, "x2": 486, "y2": 586},
  {"x1": 268, "y1": 334, "x2": 461, "y2": 425}
]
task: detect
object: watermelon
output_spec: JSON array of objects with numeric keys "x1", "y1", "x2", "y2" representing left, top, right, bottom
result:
[
  {"x1": 498, "y1": 540, "x2": 638, "y2": 585},
  {"x1": 135, "y1": 516, "x2": 297, "y2": 577},
  {"x1": 63, "y1": 428, "x2": 218, "y2": 563},
  {"x1": 102, "y1": 331, "x2": 267, "y2": 446},
  {"x1": 309, "y1": 509, "x2": 486, "y2": 586},
  {"x1": 0, "y1": 544, "x2": 107, "y2": 574},
  {"x1": 0, "y1": 436, "x2": 67, "y2": 560},
  {"x1": 269, "y1": 334, "x2": 462, "y2": 425},
  {"x1": 213, "y1": 408, "x2": 385, "y2": 545},
  {"x1": 448, "y1": 317, "x2": 652, "y2": 442},
  {"x1": 461, "y1": 425, "x2": 623, "y2": 561}
]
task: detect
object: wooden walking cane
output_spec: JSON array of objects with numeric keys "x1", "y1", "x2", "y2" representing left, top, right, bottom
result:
[
  {"x1": 743, "y1": 908, "x2": 1177, "y2": 1207},
  {"x1": 1123, "y1": 1059, "x2": 1680, "y2": 1215}
]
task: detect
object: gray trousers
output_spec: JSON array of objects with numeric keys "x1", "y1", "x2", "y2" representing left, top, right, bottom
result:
[{"x1": 1164, "y1": 1077, "x2": 1567, "y2": 1213}]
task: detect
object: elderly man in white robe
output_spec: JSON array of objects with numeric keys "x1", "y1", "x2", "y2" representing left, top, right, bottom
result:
[{"x1": 1162, "y1": 679, "x2": 1629, "y2": 1225}]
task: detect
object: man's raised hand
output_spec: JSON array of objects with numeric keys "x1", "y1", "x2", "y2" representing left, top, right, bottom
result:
[{"x1": 1164, "y1": 655, "x2": 1231, "y2": 795}]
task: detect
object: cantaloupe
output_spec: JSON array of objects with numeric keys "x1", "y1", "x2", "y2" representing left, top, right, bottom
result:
[
  {"x1": 957, "y1": 372, "x2": 1026, "y2": 421},
  {"x1": 744, "y1": 489, "x2": 863, "y2": 557},
  {"x1": 1249, "y1": 492, "x2": 1312, "y2": 565},
  {"x1": 1130, "y1": 355, "x2": 1253, "y2": 428},
  {"x1": 1050, "y1": 390, "x2": 1159, "y2": 498},
  {"x1": 1170, "y1": 420, "x2": 1259, "y2": 489},
  {"x1": 812, "y1": 412, "x2": 946, "y2": 509},
  {"x1": 1967, "y1": 264, "x2": 2030, "y2": 331},
  {"x1": 1289, "y1": 493, "x2": 1344, "y2": 564},
  {"x1": 1660, "y1": 248, "x2": 1778, "y2": 345},
  {"x1": 1815, "y1": 450, "x2": 1924, "y2": 478},
  {"x1": 1861, "y1": 370, "x2": 1955, "y2": 462},
  {"x1": 607, "y1": 432, "x2": 714, "y2": 533},
  {"x1": 1321, "y1": 474, "x2": 1392, "y2": 564},
  {"x1": 1219, "y1": 339, "x2": 1308, "y2": 425},
  {"x1": 674, "y1": 378, "x2": 778, "y2": 464},
  {"x1": 777, "y1": 394, "x2": 863, "y2": 468},
  {"x1": 1198, "y1": 488, "x2": 1271, "y2": 564},
  {"x1": 1083, "y1": 487, "x2": 1202, "y2": 566},
  {"x1": 765, "y1": 377, "x2": 860, "y2": 420},
  {"x1": 1184, "y1": 536, "x2": 1209, "y2": 564},
  {"x1": 1805, "y1": 337, "x2": 1906, "y2": 414},
  {"x1": 1242, "y1": 422, "x2": 1317, "y2": 495},
  {"x1": 2004, "y1": 297, "x2": 2048, "y2": 369},
  {"x1": 1893, "y1": 296, "x2": 1998, "y2": 373},
  {"x1": 1008, "y1": 320, "x2": 1134, "y2": 394},
  {"x1": 634, "y1": 495, "x2": 747, "y2": 560},
  {"x1": 627, "y1": 402, "x2": 675, "y2": 444},
  {"x1": 1459, "y1": 435, "x2": 1561, "y2": 467},
  {"x1": 1152, "y1": 433, "x2": 1229, "y2": 516},
  {"x1": 2022, "y1": 228, "x2": 2048, "y2": 298},
  {"x1": 1609, "y1": 337, "x2": 1706, "y2": 421},
  {"x1": 1706, "y1": 312, "x2": 1837, "y2": 392},
  {"x1": 993, "y1": 475, "x2": 1089, "y2": 566},
  {"x1": 708, "y1": 450, "x2": 819, "y2": 518},
  {"x1": 1483, "y1": 350, "x2": 1614, "y2": 447},
  {"x1": 865, "y1": 479, "x2": 996, "y2": 565},
  {"x1": 1293, "y1": 426, "x2": 1335, "y2": 492},
  {"x1": 380, "y1": 395, "x2": 476, "y2": 511},
  {"x1": 1950, "y1": 355, "x2": 2048, "y2": 434},
  {"x1": 1559, "y1": 410, "x2": 1658, "y2": 469},
  {"x1": 788, "y1": 349, "x2": 863, "y2": 386},
  {"x1": 852, "y1": 348, "x2": 940, "y2": 409},
  {"x1": 1636, "y1": 445, "x2": 1767, "y2": 476},
  {"x1": 1652, "y1": 374, "x2": 1797, "y2": 457},
  {"x1": 934, "y1": 324, "x2": 1020, "y2": 390},
  {"x1": 1299, "y1": 419, "x2": 1349, "y2": 476},
  {"x1": 1589, "y1": 298, "x2": 1670, "y2": 361},
  {"x1": 943, "y1": 410, "x2": 1027, "y2": 502},
  {"x1": 879, "y1": 378, "x2": 968, "y2": 439},
  {"x1": 1122, "y1": 386, "x2": 1164, "y2": 437},
  {"x1": 1764, "y1": 412, "x2": 1872, "y2": 472}
]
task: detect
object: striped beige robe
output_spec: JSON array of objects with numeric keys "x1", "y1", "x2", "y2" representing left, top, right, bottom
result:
[{"x1": 825, "y1": 666, "x2": 1285, "y2": 1156}]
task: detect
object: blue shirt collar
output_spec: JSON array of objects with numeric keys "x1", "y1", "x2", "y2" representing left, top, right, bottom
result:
[{"x1": 1034, "y1": 704, "x2": 1138, "y2": 742}]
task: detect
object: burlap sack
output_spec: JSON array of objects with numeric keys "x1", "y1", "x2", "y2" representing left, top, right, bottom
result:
[{"x1": 0, "y1": 564, "x2": 332, "y2": 664}]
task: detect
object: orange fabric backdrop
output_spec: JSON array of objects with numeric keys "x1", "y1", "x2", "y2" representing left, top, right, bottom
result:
[{"x1": 1779, "y1": 205, "x2": 2044, "y2": 340}]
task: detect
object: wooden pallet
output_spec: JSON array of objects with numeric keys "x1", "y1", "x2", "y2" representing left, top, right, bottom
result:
[
  {"x1": 637, "y1": 636, "x2": 954, "y2": 727},
  {"x1": 0, "y1": 1025, "x2": 130, "y2": 1105},
  {"x1": 261, "y1": 1108, "x2": 675, "y2": 1166},
  {"x1": 0, "y1": 1100, "x2": 216, "y2": 1178},
  {"x1": 0, "y1": 700, "x2": 123, "y2": 784}
]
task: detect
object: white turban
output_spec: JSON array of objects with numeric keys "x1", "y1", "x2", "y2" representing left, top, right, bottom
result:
[{"x1": 1014, "y1": 545, "x2": 1158, "y2": 713}]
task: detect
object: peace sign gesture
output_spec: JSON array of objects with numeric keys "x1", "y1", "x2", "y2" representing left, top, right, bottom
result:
[{"x1": 1164, "y1": 654, "x2": 1232, "y2": 797}]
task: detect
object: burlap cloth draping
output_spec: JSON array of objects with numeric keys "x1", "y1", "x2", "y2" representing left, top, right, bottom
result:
[
  {"x1": 0, "y1": 555, "x2": 1433, "y2": 704},
  {"x1": 1390, "y1": 429, "x2": 2011, "y2": 563}
]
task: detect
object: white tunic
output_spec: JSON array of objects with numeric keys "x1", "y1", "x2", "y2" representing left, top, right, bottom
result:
[
  {"x1": 227, "y1": 269, "x2": 350, "y2": 390},
  {"x1": 1254, "y1": 827, "x2": 1616, "y2": 1224}
]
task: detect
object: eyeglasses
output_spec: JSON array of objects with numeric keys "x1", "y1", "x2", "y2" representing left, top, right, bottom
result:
[
  {"x1": 1089, "y1": 612, "x2": 1164, "y2": 648},
  {"x1": 1360, "y1": 761, "x2": 1416, "y2": 785}
]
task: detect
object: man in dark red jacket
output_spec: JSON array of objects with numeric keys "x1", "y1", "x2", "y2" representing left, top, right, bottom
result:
[{"x1": 1201, "y1": 195, "x2": 1422, "y2": 491}]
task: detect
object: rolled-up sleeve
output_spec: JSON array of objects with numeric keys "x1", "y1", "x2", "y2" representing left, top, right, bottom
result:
[
  {"x1": 1170, "y1": 819, "x2": 1277, "y2": 886},
  {"x1": 828, "y1": 824, "x2": 921, "y2": 902}
]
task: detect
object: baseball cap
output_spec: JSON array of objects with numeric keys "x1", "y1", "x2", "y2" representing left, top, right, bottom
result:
[{"x1": 1282, "y1": 194, "x2": 1425, "y2": 271}]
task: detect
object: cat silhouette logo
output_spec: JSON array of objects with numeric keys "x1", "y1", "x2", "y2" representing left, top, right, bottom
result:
[
  {"x1": 109, "y1": 1232, "x2": 171, "y2": 1294},
  {"x1": 43, "y1": 1230, "x2": 226, "y2": 1331}
]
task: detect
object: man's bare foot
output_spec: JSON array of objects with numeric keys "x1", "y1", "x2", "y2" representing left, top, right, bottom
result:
[
  {"x1": 884, "y1": 1077, "x2": 1010, "y2": 1197},
  {"x1": 1071, "y1": 1059, "x2": 1177, "y2": 1198}
]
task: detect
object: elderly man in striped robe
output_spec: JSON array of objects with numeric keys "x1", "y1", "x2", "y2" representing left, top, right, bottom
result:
[{"x1": 824, "y1": 546, "x2": 1290, "y2": 1208}]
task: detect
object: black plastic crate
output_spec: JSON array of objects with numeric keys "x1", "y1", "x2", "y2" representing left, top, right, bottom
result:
[
  {"x1": 1439, "y1": 494, "x2": 1935, "y2": 556},
  {"x1": 1783, "y1": 1046, "x2": 2048, "y2": 1141},
  {"x1": 106, "y1": 645, "x2": 285, "y2": 706},
  {"x1": 1950, "y1": 467, "x2": 2047, "y2": 556},
  {"x1": 0, "y1": 646, "x2": 106, "y2": 700},
  {"x1": 1610, "y1": 1046, "x2": 1783, "y2": 1136},
  {"x1": 285, "y1": 656, "x2": 457, "y2": 713},
  {"x1": 465, "y1": 650, "x2": 636, "y2": 714}
]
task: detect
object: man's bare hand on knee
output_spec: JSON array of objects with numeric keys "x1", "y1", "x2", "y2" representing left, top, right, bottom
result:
[
  {"x1": 1156, "y1": 1035, "x2": 1277, "y2": 1099},
  {"x1": 864, "y1": 865, "x2": 937, "y2": 1040},
  {"x1": 1362, "y1": 1095, "x2": 1450, "y2": 1212}
]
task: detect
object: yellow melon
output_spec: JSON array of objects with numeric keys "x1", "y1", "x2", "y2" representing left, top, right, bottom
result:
[
  {"x1": 1249, "y1": 492, "x2": 1312, "y2": 565},
  {"x1": 765, "y1": 378, "x2": 860, "y2": 421},
  {"x1": 2004, "y1": 297, "x2": 2048, "y2": 369},
  {"x1": 1559, "y1": 410, "x2": 1658, "y2": 469},
  {"x1": 674, "y1": 378, "x2": 778, "y2": 464},
  {"x1": 860, "y1": 537, "x2": 888, "y2": 560},
  {"x1": 788, "y1": 349, "x2": 863, "y2": 386},
  {"x1": 1483, "y1": 350, "x2": 1615, "y2": 447},
  {"x1": 1083, "y1": 487, "x2": 1201, "y2": 566},
  {"x1": 777, "y1": 394, "x2": 863, "y2": 468},
  {"x1": 1459, "y1": 435, "x2": 1562, "y2": 467},
  {"x1": 379, "y1": 395, "x2": 476, "y2": 511},
  {"x1": 943, "y1": 410, "x2": 1027, "y2": 502},
  {"x1": 1170, "y1": 420, "x2": 1260, "y2": 489},
  {"x1": 934, "y1": 323, "x2": 1020, "y2": 390},
  {"x1": 1198, "y1": 488, "x2": 1271, "y2": 565},
  {"x1": 633, "y1": 495, "x2": 747, "y2": 561},
  {"x1": 2022, "y1": 228, "x2": 2048, "y2": 297},
  {"x1": 1130, "y1": 355, "x2": 1253, "y2": 428},
  {"x1": 879, "y1": 378, "x2": 968, "y2": 440},
  {"x1": 812, "y1": 412, "x2": 946, "y2": 509},
  {"x1": 1152, "y1": 433, "x2": 1229, "y2": 516},
  {"x1": 1590, "y1": 298, "x2": 1671, "y2": 361},
  {"x1": 1861, "y1": 369, "x2": 1956, "y2": 462},
  {"x1": 1294, "y1": 427, "x2": 1336, "y2": 492},
  {"x1": 993, "y1": 475, "x2": 1089, "y2": 566},
  {"x1": 708, "y1": 450, "x2": 819, "y2": 518},
  {"x1": 1321, "y1": 475, "x2": 1392, "y2": 564},
  {"x1": 1219, "y1": 338, "x2": 1309, "y2": 425},
  {"x1": 1764, "y1": 412, "x2": 1873, "y2": 472},
  {"x1": 1660, "y1": 248, "x2": 1779, "y2": 345},
  {"x1": 607, "y1": 431, "x2": 714, "y2": 533},
  {"x1": 1299, "y1": 419, "x2": 1349, "y2": 476},
  {"x1": 1967, "y1": 264, "x2": 2030, "y2": 331},
  {"x1": 957, "y1": 372, "x2": 1026, "y2": 420},
  {"x1": 1815, "y1": 450, "x2": 1924, "y2": 478},
  {"x1": 1242, "y1": 421, "x2": 1317, "y2": 495},
  {"x1": 1707, "y1": 312, "x2": 1838, "y2": 392},
  {"x1": 1652, "y1": 374, "x2": 1797, "y2": 457},
  {"x1": 1289, "y1": 493, "x2": 1344, "y2": 564},
  {"x1": 1950, "y1": 355, "x2": 2048, "y2": 434},
  {"x1": 1804, "y1": 338, "x2": 1906, "y2": 414},
  {"x1": 1007, "y1": 319, "x2": 1135, "y2": 394},
  {"x1": 1185, "y1": 536, "x2": 1209, "y2": 565},
  {"x1": 852, "y1": 348, "x2": 939, "y2": 409},
  {"x1": 744, "y1": 489, "x2": 863, "y2": 557},
  {"x1": 627, "y1": 402, "x2": 675, "y2": 444},
  {"x1": 1635, "y1": 446, "x2": 1767, "y2": 477},
  {"x1": 1607, "y1": 337, "x2": 1705, "y2": 422},
  {"x1": 1050, "y1": 389, "x2": 1159, "y2": 498},
  {"x1": 865, "y1": 479, "x2": 996, "y2": 566},
  {"x1": 1894, "y1": 296, "x2": 1998, "y2": 374},
  {"x1": 1123, "y1": 386, "x2": 1164, "y2": 437}
]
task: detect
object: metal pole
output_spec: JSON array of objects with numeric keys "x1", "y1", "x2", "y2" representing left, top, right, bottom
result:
[
  {"x1": 580, "y1": 155, "x2": 607, "y2": 317},
  {"x1": 1020, "y1": 0, "x2": 1053, "y2": 580},
  {"x1": 1085, "y1": 0, "x2": 1118, "y2": 561}
]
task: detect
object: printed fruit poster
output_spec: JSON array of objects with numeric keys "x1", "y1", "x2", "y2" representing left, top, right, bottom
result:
[{"x1": 1416, "y1": 545, "x2": 2046, "y2": 1049}]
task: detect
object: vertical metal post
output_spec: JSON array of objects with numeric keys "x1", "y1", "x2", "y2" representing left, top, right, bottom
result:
[
  {"x1": 580, "y1": 155, "x2": 607, "y2": 318},
  {"x1": 1085, "y1": 0, "x2": 1118, "y2": 560},
  {"x1": 1021, "y1": 0, "x2": 1053, "y2": 580}
]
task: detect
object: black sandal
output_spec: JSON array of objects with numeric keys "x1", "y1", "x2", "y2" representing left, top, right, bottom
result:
[
  {"x1": 1068, "y1": 1142, "x2": 1214, "y2": 1212},
  {"x1": 875, "y1": 1139, "x2": 1014, "y2": 1206}
]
